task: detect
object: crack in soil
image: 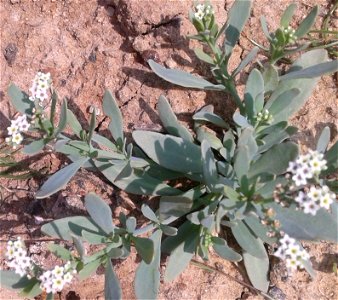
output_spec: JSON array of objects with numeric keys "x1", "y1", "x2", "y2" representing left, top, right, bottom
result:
[{"x1": 141, "y1": 13, "x2": 182, "y2": 35}]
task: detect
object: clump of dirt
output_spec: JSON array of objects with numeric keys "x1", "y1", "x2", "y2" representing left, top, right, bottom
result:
[{"x1": 0, "y1": 0, "x2": 337, "y2": 299}]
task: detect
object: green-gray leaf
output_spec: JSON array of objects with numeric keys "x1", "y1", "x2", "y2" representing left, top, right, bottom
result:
[
  {"x1": 194, "y1": 48, "x2": 214, "y2": 64},
  {"x1": 55, "y1": 99, "x2": 68, "y2": 136},
  {"x1": 78, "y1": 259, "x2": 102, "y2": 280},
  {"x1": 141, "y1": 204, "x2": 159, "y2": 223},
  {"x1": 105, "y1": 259, "x2": 122, "y2": 300},
  {"x1": 134, "y1": 230, "x2": 162, "y2": 300},
  {"x1": 244, "y1": 68, "x2": 264, "y2": 119},
  {"x1": 265, "y1": 49, "x2": 328, "y2": 124},
  {"x1": 36, "y1": 157, "x2": 89, "y2": 198},
  {"x1": 23, "y1": 139, "x2": 45, "y2": 155},
  {"x1": 295, "y1": 6, "x2": 319, "y2": 38},
  {"x1": 212, "y1": 237, "x2": 242, "y2": 262},
  {"x1": 280, "y1": 3, "x2": 297, "y2": 27},
  {"x1": 243, "y1": 240, "x2": 269, "y2": 292},
  {"x1": 316, "y1": 126, "x2": 330, "y2": 153},
  {"x1": 280, "y1": 60, "x2": 338, "y2": 81},
  {"x1": 41, "y1": 216, "x2": 103, "y2": 241},
  {"x1": 133, "y1": 237, "x2": 154, "y2": 264},
  {"x1": 269, "y1": 203, "x2": 338, "y2": 242},
  {"x1": 158, "y1": 95, "x2": 193, "y2": 141},
  {"x1": 84, "y1": 193, "x2": 114, "y2": 235},
  {"x1": 231, "y1": 220, "x2": 267, "y2": 259},
  {"x1": 232, "y1": 47, "x2": 259, "y2": 77},
  {"x1": 132, "y1": 131, "x2": 202, "y2": 174},
  {"x1": 148, "y1": 60, "x2": 225, "y2": 90},
  {"x1": 103, "y1": 90, "x2": 124, "y2": 149},
  {"x1": 249, "y1": 142, "x2": 298, "y2": 178},
  {"x1": 95, "y1": 159, "x2": 180, "y2": 196},
  {"x1": 164, "y1": 226, "x2": 199, "y2": 281},
  {"x1": 8, "y1": 84, "x2": 34, "y2": 115},
  {"x1": 48, "y1": 243, "x2": 72, "y2": 260},
  {"x1": 224, "y1": 0, "x2": 252, "y2": 55}
]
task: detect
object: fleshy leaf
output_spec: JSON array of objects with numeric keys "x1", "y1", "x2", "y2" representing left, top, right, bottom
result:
[
  {"x1": 269, "y1": 203, "x2": 338, "y2": 242},
  {"x1": 23, "y1": 139, "x2": 45, "y2": 155},
  {"x1": 294, "y1": 5, "x2": 319, "y2": 38},
  {"x1": 265, "y1": 49, "x2": 328, "y2": 123},
  {"x1": 316, "y1": 126, "x2": 330, "y2": 153},
  {"x1": 280, "y1": 60, "x2": 338, "y2": 81},
  {"x1": 41, "y1": 216, "x2": 103, "y2": 241},
  {"x1": 280, "y1": 3, "x2": 297, "y2": 27},
  {"x1": 231, "y1": 220, "x2": 267, "y2": 259},
  {"x1": 212, "y1": 237, "x2": 242, "y2": 262},
  {"x1": 224, "y1": 0, "x2": 252, "y2": 55},
  {"x1": 133, "y1": 131, "x2": 202, "y2": 174},
  {"x1": 158, "y1": 95, "x2": 193, "y2": 141},
  {"x1": 249, "y1": 142, "x2": 298, "y2": 178},
  {"x1": 134, "y1": 230, "x2": 162, "y2": 300},
  {"x1": 243, "y1": 239, "x2": 269, "y2": 292},
  {"x1": 103, "y1": 90, "x2": 124, "y2": 149},
  {"x1": 148, "y1": 60, "x2": 225, "y2": 90},
  {"x1": 133, "y1": 237, "x2": 154, "y2": 264},
  {"x1": 8, "y1": 84, "x2": 34, "y2": 115},
  {"x1": 85, "y1": 193, "x2": 115, "y2": 234},
  {"x1": 36, "y1": 157, "x2": 89, "y2": 198},
  {"x1": 164, "y1": 226, "x2": 199, "y2": 281},
  {"x1": 105, "y1": 259, "x2": 122, "y2": 300}
]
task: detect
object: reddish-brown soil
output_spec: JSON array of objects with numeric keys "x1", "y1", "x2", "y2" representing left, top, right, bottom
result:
[{"x1": 0, "y1": 0, "x2": 337, "y2": 299}]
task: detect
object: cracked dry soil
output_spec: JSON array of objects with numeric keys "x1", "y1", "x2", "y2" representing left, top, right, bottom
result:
[{"x1": 0, "y1": 0, "x2": 337, "y2": 299}]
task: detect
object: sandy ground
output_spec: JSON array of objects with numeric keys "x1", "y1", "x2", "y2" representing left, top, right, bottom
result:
[{"x1": 0, "y1": 0, "x2": 337, "y2": 299}]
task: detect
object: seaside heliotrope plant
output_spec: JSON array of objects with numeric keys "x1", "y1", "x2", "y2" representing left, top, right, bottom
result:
[{"x1": 1, "y1": 0, "x2": 338, "y2": 299}]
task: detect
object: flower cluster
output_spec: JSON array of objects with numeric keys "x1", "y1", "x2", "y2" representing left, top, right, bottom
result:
[
  {"x1": 194, "y1": 3, "x2": 214, "y2": 20},
  {"x1": 272, "y1": 26, "x2": 297, "y2": 46},
  {"x1": 6, "y1": 238, "x2": 33, "y2": 277},
  {"x1": 295, "y1": 185, "x2": 335, "y2": 216},
  {"x1": 29, "y1": 72, "x2": 52, "y2": 105},
  {"x1": 287, "y1": 150, "x2": 327, "y2": 186},
  {"x1": 39, "y1": 262, "x2": 76, "y2": 294},
  {"x1": 5, "y1": 114, "x2": 30, "y2": 148},
  {"x1": 281, "y1": 26, "x2": 297, "y2": 44},
  {"x1": 274, "y1": 234, "x2": 310, "y2": 272},
  {"x1": 256, "y1": 109, "x2": 273, "y2": 124}
]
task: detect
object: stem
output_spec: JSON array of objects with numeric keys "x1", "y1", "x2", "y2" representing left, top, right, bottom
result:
[
  {"x1": 226, "y1": 80, "x2": 245, "y2": 114},
  {"x1": 204, "y1": 37, "x2": 245, "y2": 114}
]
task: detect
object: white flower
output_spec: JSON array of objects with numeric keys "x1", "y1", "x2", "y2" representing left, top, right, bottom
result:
[
  {"x1": 13, "y1": 247, "x2": 27, "y2": 260},
  {"x1": 29, "y1": 72, "x2": 52, "y2": 104},
  {"x1": 319, "y1": 189, "x2": 335, "y2": 210},
  {"x1": 286, "y1": 258, "x2": 300, "y2": 271},
  {"x1": 12, "y1": 132, "x2": 23, "y2": 145},
  {"x1": 295, "y1": 191, "x2": 308, "y2": 205},
  {"x1": 274, "y1": 246, "x2": 286, "y2": 260},
  {"x1": 279, "y1": 234, "x2": 296, "y2": 248},
  {"x1": 7, "y1": 124, "x2": 19, "y2": 135},
  {"x1": 195, "y1": 10, "x2": 204, "y2": 20},
  {"x1": 52, "y1": 277, "x2": 65, "y2": 292},
  {"x1": 308, "y1": 186, "x2": 321, "y2": 202},
  {"x1": 292, "y1": 173, "x2": 307, "y2": 186},
  {"x1": 63, "y1": 272, "x2": 73, "y2": 283},
  {"x1": 287, "y1": 161, "x2": 299, "y2": 173},
  {"x1": 17, "y1": 256, "x2": 31, "y2": 269},
  {"x1": 285, "y1": 244, "x2": 301, "y2": 258},
  {"x1": 196, "y1": 4, "x2": 205, "y2": 11},
  {"x1": 6, "y1": 246, "x2": 15, "y2": 260},
  {"x1": 52, "y1": 265, "x2": 65, "y2": 278},
  {"x1": 18, "y1": 117, "x2": 30, "y2": 132},
  {"x1": 309, "y1": 157, "x2": 325, "y2": 174},
  {"x1": 302, "y1": 200, "x2": 320, "y2": 216}
]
